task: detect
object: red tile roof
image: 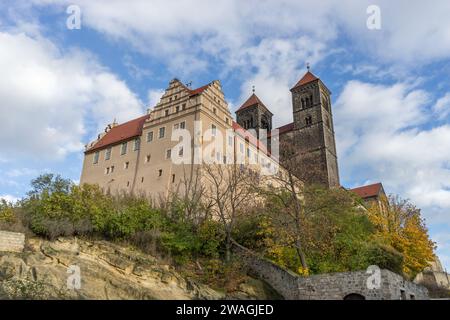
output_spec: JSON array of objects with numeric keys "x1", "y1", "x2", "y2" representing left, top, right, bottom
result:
[
  {"x1": 86, "y1": 115, "x2": 150, "y2": 153},
  {"x1": 188, "y1": 83, "x2": 210, "y2": 96},
  {"x1": 350, "y1": 182, "x2": 384, "y2": 199},
  {"x1": 291, "y1": 71, "x2": 319, "y2": 90},
  {"x1": 237, "y1": 93, "x2": 268, "y2": 112}
]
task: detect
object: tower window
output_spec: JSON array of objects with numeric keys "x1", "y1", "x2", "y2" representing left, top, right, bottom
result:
[
  {"x1": 158, "y1": 169, "x2": 163, "y2": 177},
  {"x1": 172, "y1": 174, "x2": 176, "y2": 183},
  {"x1": 305, "y1": 116, "x2": 312, "y2": 126}
]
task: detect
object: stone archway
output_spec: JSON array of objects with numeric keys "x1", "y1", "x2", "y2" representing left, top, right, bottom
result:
[{"x1": 343, "y1": 293, "x2": 366, "y2": 300}]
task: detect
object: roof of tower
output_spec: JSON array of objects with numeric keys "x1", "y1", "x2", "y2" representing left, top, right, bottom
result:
[
  {"x1": 290, "y1": 71, "x2": 319, "y2": 90},
  {"x1": 86, "y1": 114, "x2": 150, "y2": 153},
  {"x1": 236, "y1": 93, "x2": 272, "y2": 114}
]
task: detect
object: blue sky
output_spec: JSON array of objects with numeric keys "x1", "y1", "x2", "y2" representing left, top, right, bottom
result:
[{"x1": 0, "y1": 0, "x2": 449, "y2": 270}]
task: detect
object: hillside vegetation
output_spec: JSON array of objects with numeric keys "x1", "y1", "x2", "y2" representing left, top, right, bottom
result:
[{"x1": 0, "y1": 173, "x2": 436, "y2": 291}]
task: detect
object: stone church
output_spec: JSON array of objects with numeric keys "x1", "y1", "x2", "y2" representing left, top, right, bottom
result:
[{"x1": 236, "y1": 69, "x2": 339, "y2": 188}]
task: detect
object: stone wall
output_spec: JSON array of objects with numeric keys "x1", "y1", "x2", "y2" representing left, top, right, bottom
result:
[
  {"x1": 232, "y1": 241, "x2": 429, "y2": 300},
  {"x1": 0, "y1": 231, "x2": 25, "y2": 253}
]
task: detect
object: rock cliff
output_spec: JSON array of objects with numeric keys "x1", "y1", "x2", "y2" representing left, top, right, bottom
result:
[{"x1": 0, "y1": 237, "x2": 276, "y2": 300}]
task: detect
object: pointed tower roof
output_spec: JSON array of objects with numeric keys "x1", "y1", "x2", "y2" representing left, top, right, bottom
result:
[
  {"x1": 236, "y1": 93, "x2": 272, "y2": 114},
  {"x1": 290, "y1": 71, "x2": 319, "y2": 91}
]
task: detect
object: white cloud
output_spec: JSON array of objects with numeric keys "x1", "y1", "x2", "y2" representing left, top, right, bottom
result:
[
  {"x1": 0, "y1": 194, "x2": 20, "y2": 203},
  {"x1": 147, "y1": 88, "x2": 165, "y2": 110},
  {"x1": 433, "y1": 93, "x2": 450, "y2": 120},
  {"x1": 335, "y1": 80, "x2": 450, "y2": 216},
  {"x1": 0, "y1": 30, "x2": 144, "y2": 161}
]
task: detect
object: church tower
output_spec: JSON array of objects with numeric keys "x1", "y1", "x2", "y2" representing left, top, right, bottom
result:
[
  {"x1": 290, "y1": 68, "x2": 340, "y2": 188},
  {"x1": 235, "y1": 91, "x2": 273, "y2": 140}
]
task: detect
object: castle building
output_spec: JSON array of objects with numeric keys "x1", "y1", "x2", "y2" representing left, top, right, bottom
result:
[{"x1": 80, "y1": 70, "x2": 340, "y2": 197}]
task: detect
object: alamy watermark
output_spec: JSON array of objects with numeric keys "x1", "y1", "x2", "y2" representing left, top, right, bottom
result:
[
  {"x1": 67, "y1": 265, "x2": 81, "y2": 290},
  {"x1": 367, "y1": 5, "x2": 382, "y2": 30},
  {"x1": 366, "y1": 265, "x2": 381, "y2": 289},
  {"x1": 165, "y1": 121, "x2": 280, "y2": 176},
  {"x1": 66, "y1": 4, "x2": 81, "y2": 30}
]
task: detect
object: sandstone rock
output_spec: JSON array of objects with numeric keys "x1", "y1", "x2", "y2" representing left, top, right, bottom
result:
[{"x1": 0, "y1": 237, "x2": 229, "y2": 300}]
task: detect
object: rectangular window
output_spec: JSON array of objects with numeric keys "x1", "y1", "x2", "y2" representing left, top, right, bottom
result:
[
  {"x1": 165, "y1": 109, "x2": 169, "y2": 117},
  {"x1": 159, "y1": 127, "x2": 165, "y2": 139},
  {"x1": 124, "y1": 162, "x2": 129, "y2": 169},
  {"x1": 247, "y1": 148, "x2": 251, "y2": 157},
  {"x1": 240, "y1": 143, "x2": 244, "y2": 153},
  {"x1": 158, "y1": 169, "x2": 163, "y2": 177},
  {"x1": 180, "y1": 121, "x2": 186, "y2": 129},
  {"x1": 228, "y1": 136, "x2": 233, "y2": 146},
  {"x1": 213, "y1": 107, "x2": 217, "y2": 114},
  {"x1": 175, "y1": 106, "x2": 179, "y2": 112},
  {"x1": 166, "y1": 149, "x2": 172, "y2": 159},
  {"x1": 211, "y1": 124, "x2": 217, "y2": 136},
  {"x1": 225, "y1": 117, "x2": 229, "y2": 125},
  {"x1": 147, "y1": 131, "x2": 153, "y2": 142},
  {"x1": 121, "y1": 142, "x2": 127, "y2": 155},
  {"x1": 179, "y1": 147, "x2": 183, "y2": 156},
  {"x1": 145, "y1": 155, "x2": 151, "y2": 163},
  {"x1": 93, "y1": 151, "x2": 99, "y2": 164},
  {"x1": 105, "y1": 167, "x2": 110, "y2": 174},
  {"x1": 110, "y1": 165, "x2": 114, "y2": 173},
  {"x1": 104, "y1": 148, "x2": 111, "y2": 161},
  {"x1": 182, "y1": 103, "x2": 186, "y2": 110},
  {"x1": 174, "y1": 123, "x2": 179, "y2": 130},
  {"x1": 172, "y1": 174, "x2": 175, "y2": 183},
  {"x1": 134, "y1": 138, "x2": 140, "y2": 151},
  {"x1": 141, "y1": 177, "x2": 144, "y2": 183}
]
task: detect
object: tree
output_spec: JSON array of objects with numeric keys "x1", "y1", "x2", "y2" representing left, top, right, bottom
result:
[
  {"x1": 367, "y1": 195, "x2": 436, "y2": 278},
  {"x1": 27, "y1": 174, "x2": 73, "y2": 198},
  {"x1": 203, "y1": 163, "x2": 258, "y2": 262},
  {"x1": 258, "y1": 135, "x2": 324, "y2": 271}
]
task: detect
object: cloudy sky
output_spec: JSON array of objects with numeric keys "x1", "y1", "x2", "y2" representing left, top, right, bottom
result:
[{"x1": 0, "y1": 0, "x2": 449, "y2": 269}]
